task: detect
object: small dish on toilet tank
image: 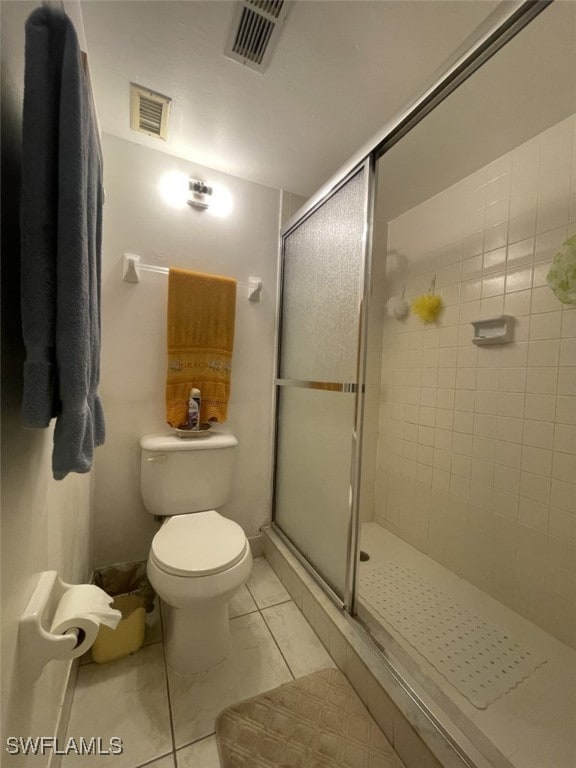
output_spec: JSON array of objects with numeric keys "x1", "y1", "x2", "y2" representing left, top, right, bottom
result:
[{"x1": 176, "y1": 424, "x2": 212, "y2": 439}]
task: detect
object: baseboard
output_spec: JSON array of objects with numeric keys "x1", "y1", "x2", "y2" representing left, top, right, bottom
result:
[{"x1": 248, "y1": 533, "x2": 264, "y2": 558}]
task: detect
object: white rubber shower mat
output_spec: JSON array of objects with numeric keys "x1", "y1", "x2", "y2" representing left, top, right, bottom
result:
[{"x1": 360, "y1": 561, "x2": 547, "y2": 709}]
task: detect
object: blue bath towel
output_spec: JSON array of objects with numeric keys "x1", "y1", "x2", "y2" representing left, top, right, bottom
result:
[{"x1": 20, "y1": 6, "x2": 105, "y2": 479}]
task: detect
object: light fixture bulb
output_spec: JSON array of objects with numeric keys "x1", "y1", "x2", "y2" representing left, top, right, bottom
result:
[
  {"x1": 208, "y1": 183, "x2": 234, "y2": 218},
  {"x1": 159, "y1": 172, "x2": 189, "y2": 209}
]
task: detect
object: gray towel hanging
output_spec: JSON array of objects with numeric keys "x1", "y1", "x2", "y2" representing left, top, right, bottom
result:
[{"x1": 20, "y1": 5, "x2": 105, "y2": 479}]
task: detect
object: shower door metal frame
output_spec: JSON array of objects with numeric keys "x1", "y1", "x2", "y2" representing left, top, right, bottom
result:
[
  {"x1": 271, "y1": 0, "x2": 552, "y2": 619},
  {"x1": 271, "y1": 157, "x2": 376, "y2": 610}
]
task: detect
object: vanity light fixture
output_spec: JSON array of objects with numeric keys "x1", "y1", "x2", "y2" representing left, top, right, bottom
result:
[
  {"x1": 159, "y1": 172, "x2": 232, "y2": 217},
  {"x1": 187, "y1": 179, "x2": 213, "y2": 210}
]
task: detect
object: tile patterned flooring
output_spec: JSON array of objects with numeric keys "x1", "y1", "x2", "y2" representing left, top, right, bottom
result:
[{"x1": 64, "y1": 558, "x2": 335, "y2": 768}]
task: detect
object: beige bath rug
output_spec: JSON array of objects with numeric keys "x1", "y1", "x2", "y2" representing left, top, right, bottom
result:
[{"x1": 215, "y1": 667, "x2": 405, "y2": 767}]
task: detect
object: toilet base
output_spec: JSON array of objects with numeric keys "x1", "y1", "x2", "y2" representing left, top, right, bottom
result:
[{"x1": 164, "y1": 601, "x2": 231, "y2": 675}]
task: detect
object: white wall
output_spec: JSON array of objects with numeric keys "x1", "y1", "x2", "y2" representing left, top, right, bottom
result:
[
  {"x1": 92, "y1": 134, "x2": 285, "y2": 567},
  {"x1": 1, "y1": 3, "x2": 93, "y2": 761},
  {"x1": 375, "y1": 114, "x2": 576, "y2": 648}
]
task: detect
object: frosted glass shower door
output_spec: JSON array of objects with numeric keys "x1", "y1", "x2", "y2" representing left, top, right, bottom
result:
[{"x1": 274, "y1": 166, "x2": 369, "y2": 600}]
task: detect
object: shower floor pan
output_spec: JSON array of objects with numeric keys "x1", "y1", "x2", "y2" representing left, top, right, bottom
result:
[
  {"x1": 360, "y1": 559, "x2": 546, "y2": 709},
  {"x1": 357, "y1": 522, "x2": 576, "y2": 768}
]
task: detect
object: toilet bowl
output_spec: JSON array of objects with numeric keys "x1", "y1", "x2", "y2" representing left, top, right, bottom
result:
[
  {"x1": 140, "y1": 433, "x2": 252, "y2": 675},
  {"x1": 147, "y1": 510, "x2": 252, "y2": 674}
]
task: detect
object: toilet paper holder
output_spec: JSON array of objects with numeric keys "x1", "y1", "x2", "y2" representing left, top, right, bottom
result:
[{"x1": 20, "y1": 571, "x2": 102, "y2": 681}]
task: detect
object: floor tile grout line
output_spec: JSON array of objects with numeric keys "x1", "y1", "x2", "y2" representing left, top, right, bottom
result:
[
  {"x1": 167, "y1": 581, "x2": 294, "y2": 755},
  {"x1": 265, "y1": 597, "x2": 337, "y2": 679},
  {"x1": 158, "y1": 602, "x2": 178, "y2": 768},
  {"x1": 257, "y1": 601, "x2": 296, "y2": 682},
  {"x1": 68, "y1": 561, "x2": 308, "y2": 768},
  {"x1": 171, "y1": 584, "x2": 371, "y2": 765},
  {"x1": 134, "y1": 750, "x2": 175, "y2": 768},
  {"x1": 238, "y1": 580, "x2": 259, "y2": 611},
  {"x1": 230, "y1": 589, "x2": 297, "y2": 680},
  {"x1": 244, "y1": 562, "x2": 313, "y2": 680},
  {"x1": 170, "y1": 607, "x2": 296, "y2": 756},
  {"x1": 244, "y1": 579, "x2": 292, "y2": 612},
  {"x1": 232, "y1": 578, "x2": 297, "y2": 679},
  {"x1": 172, "y1": 584, "x2": 298, "y2": 756},
  {"x1": 244, "y1": 561, "x2": 292, "y2": 611},
  {"x1": 235, "y1": 595, "x2": 292, "y2": 615},
  {"x1": 259, "y1": 596, "x2": 293, "y2": 609},
  {"x1": 175, "y1": 731, "x2": 218, "y2": 755},
  {"x1": 146, "y1": 563, "x2": 296, "y2": 764}
]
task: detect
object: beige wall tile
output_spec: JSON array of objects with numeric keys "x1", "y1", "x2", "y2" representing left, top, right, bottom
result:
[
  {"x1": 394, "y1": 714, "x2": 444, "y2": 768},
  {"x1": 375, "y1": 114, "x2": 576, "y2": 646},
  {"x1": 366, "y1": 673, "x2": 395, "y2": 744},
  {"x1": 346, "y1": 646, "x2": 370, "y2": 704},
  {"x1": 541, "y1": 593, "x2": 576, "y2": 647}
]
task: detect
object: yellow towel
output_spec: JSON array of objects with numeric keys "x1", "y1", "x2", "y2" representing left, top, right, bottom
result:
[{"x1": 166, "y1": 269, "x2": 236, "y2": 428}]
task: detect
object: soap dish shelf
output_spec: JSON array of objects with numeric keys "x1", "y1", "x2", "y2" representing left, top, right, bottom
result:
[{"x1": 471, "y1": 315, "x2": 514, "y2": 346}]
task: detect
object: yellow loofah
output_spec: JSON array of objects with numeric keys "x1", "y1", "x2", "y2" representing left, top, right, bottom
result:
[{"x1": 411, "y1": 293, "x2": 443, "y2": 324}]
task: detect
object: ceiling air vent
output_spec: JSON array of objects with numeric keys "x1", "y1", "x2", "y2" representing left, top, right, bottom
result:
[
  {"x1": 224, "y1": 0, "x2": 292, "y2": 73},
  {"x1": 130, "y1": 84, "x2": 171, "y2": 140}
]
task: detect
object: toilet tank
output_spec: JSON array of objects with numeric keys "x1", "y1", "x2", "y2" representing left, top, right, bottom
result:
[{"x1": 140, "y1": 433, "x2": 238, "y2": 517}]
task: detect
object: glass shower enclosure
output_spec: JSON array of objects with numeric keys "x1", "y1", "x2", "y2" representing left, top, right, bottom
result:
[
  {"x1": 273, "y1": 161, "x2": 374, "y2": 605},
  {"x1": 271, "y1": 2, "x2": 575, "y2": 767}
]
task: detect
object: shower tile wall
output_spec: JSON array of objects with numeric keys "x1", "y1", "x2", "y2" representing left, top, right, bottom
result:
[{"x1": 376, "y1": 114, "x2": 576, "y2": 648}]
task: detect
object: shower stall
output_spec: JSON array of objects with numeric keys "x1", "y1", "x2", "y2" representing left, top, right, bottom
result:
[{"x1": 272, "y1": 2, "x2": 576, "y2": 767}]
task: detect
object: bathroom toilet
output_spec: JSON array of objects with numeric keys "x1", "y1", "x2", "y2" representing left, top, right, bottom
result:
[{"x1": 140, "y1": 432, "x2": 252, "y2": 675}]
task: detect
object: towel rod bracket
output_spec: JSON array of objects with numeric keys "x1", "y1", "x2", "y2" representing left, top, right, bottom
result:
[
  {"x1": 123, "y1": 253, "x2": 141, "y2": 283},
  {"x1": 248, "y1": 276, "x2": 262, "y2": 302}
]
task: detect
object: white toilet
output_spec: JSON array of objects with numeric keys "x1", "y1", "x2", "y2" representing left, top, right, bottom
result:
[{"x1": 140, "y1": 432, "x2": 252, "y2": 675}]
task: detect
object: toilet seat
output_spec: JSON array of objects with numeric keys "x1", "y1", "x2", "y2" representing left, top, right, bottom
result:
[{"x1": 151, "y1": 511, "x2": 248, "y2": 578}]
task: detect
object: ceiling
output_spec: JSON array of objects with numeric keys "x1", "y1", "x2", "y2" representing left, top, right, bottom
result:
[
  {"x1": 377, "y1": 0, "x2": 576, "y2": 221},
  {"x1": 82, "y1": 0, "x2": 501, "y2": 197}
]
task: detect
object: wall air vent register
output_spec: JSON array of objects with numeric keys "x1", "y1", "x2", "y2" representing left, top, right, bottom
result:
[
  {"x1": 224, "y1": 0, "x2": 293, "y2": 73},
  {"x1": 130, "y1": 84, "x2": 171, "y2": 140}
]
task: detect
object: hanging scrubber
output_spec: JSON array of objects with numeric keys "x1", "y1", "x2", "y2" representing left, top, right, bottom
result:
[
  {"x1": 411, "y1": 275, "x2": 443, "y2": 324},
  {"x1": 385, "y1": 285, "x2": 410, "y2": 320},
  {"x1": 547, "y1": 234, "x2": 576, "y2": 306}
]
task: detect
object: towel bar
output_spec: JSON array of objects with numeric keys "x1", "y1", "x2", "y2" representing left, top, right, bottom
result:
[{"x1": 122, "y1": 253, "x2": 262, "y2": 302}]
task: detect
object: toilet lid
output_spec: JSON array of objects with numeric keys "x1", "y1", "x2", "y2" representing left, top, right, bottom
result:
[{"x1": 151, "y1": 511, "x2": 248, "y2": 577}]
